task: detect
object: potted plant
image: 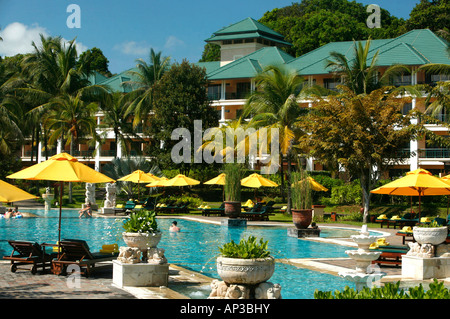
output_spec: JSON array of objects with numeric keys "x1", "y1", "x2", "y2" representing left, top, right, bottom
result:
[
  {"x1": 291, "y1": 168, "x2": 313, "y2": 229},
  {"x1": 224, "y1": 163, "x2": 242, "y2": 218},
  {"x1": 413, "y1": 220, "x2": 448, "y2": 246},
  {"x1": 216, "y1": 236, "x2": 275, "y2": 285},
  {"x1": 122, "y1": 209, "x2": 162, "y2": 260}
]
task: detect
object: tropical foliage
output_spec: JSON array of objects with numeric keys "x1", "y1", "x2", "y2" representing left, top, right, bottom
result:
[
  {"x1": 314, "y1": 279, "x2": 450, "y2": 299},
  {"x1": 219, "y1": 236, "x2": 271, "y2": 259}
]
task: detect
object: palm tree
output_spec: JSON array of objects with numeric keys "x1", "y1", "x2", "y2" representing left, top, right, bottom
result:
[
  {"x1": 244, "y1": 65, "x2": 310, "y2": 213},
  {"x1": 44, "y1": 93, "x2": 99, "y2": 202},
  {"x1": 325, "y1": 38, "x2": 411, "y2": 95},
  {"x1": 124, "y1": 49, "x2": 170, "y2": 127},
  {"x1": 99, "y1": 92, "x2": 142, "y2": 158}
]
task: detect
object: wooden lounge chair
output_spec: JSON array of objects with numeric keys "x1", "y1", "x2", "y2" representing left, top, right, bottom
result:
[
  {"x1": 202, "y1": 203, "x2": 225, "y2": 216},
  {"x1": 3, "y1": 240, "x2": 56, "y2": 274},
  {"x1": 371, "y1": 245, "x2": 409, "y2": 267},
  {"x1": 51, "y1": 239, "x2": 118, "y2": 277},
  {"x1": 241, "y1": 203, "x2": 271, "y2": 221}
]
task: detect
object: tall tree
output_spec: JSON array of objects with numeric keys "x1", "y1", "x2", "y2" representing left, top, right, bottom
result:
[
  {"x1": 147, "y1": 60, "x2": 219, "y2": 174},
  {"x1": 44, "y1": 93, "x2": 99, "y2": 202},
  {"x1": 406, "y1": 0, "x2": 450, "y2": 32},
  {"x1": 99, "y1": 92, "x2": 142, "y2": 158},
  {"x1": 244, "y1": 65, "x2": 311, "y2": 213},
  {"x1": 125, "y1": 49, "x2": 171, "y2": 127},
  {"x1": 299, "y1": 87, "x2": 419, "y2": 223},
  {"x1": 258, "y1": 0, "x2": 406, "y2": 57},
  {"x1": 77, "y1": 47, "x2": 112, "y2": 77}
]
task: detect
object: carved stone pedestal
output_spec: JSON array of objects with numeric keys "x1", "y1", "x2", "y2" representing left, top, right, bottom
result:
[
  {"x1": 221, "y1": 218, "x2": 247, "y2": 227},
  {"x1": 112, "y1": 260, "x2": 169, "y2": 288},
  {"x1": 287, "y1": 227, "x2": 321, "y2": 238},
  {"x1": 208, "y1": 280, "x2": 282, "y2": 299}
]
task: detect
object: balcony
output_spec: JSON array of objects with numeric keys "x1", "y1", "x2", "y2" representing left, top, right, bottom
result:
[{"x1": 419, "y1": 148, "x2": 450, "y2": 159}]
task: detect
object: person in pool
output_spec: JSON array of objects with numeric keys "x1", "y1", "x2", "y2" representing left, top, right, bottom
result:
[
  {"x1": 79, "y1": 202, "x2": 92, "y2": 218},
  {"x1": 169, "y1": 221, "x2": 180, "y2": 232},
  {"x1": 4, "y1": 208, "x2": 13, "y2": 219}
]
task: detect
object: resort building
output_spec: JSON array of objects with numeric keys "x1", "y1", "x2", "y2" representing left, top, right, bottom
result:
[{"x1": 19, "y1": 17, "x2": 450, "y2": 177}]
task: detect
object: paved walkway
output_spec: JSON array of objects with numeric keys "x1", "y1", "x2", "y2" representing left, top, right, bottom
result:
[{"x1": 0, "y1": 214, "x2": 445, "y2": 299}]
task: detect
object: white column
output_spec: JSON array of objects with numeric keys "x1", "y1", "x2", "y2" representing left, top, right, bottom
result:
[
  {"x1": 95, "y1": 140, "x2": 100, "y2": 171},
  {"x1": 306, "y1": 101, "x2": 313, "y2": 171},
  {"x1": 57, "y1": 138, "x2": 62, "y2": 154},
  {"x1": 37, "y1": 141, "x2": 42, "y2": 163},
  {"x1": 220, "y1": 105, "x2": 226, "y2": 123},
  {"x1": 410, "y1": 98, "x2": 419, "y2": 171},
  {"x1": 117, "y1": 139, "x2": 122, "y2": 159}
]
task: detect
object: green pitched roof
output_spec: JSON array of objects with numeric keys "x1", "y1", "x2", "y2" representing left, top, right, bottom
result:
[
  {"x1": 206, "y1": 17, "x2": 291, "y2": 47},
  {"x1": 97, "y1": 67, "x2": 141, "y2": 93},
  {"x1": 206, "y1": 47, "x2": 295, "y2": 80},
  {"x1": 287, "y1": 29, "x2": 450, "y2": 75}
]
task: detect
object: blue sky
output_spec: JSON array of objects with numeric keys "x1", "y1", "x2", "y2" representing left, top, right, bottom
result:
[{"x1": 0, "y1": 0, "x2": 420, "y2": 74}]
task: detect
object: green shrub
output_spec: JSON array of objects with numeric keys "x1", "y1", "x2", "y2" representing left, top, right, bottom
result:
[
  {"x1": 123, "y1": 210, "x2": 158, "y2": 233},
  {"x1": 314, "y1": 279, "x2": 450, "y2": 299},
  {"x1": 219, "y1": 236, "x2": 271, "y2": 259},
  {"x1": 328, "y1": 181, "x2": 362, "y2": 205}
]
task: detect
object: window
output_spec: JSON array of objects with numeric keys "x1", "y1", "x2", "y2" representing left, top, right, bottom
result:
[
  {"x1": 207, "y1": 84, "x2": 221, "y2": 100},
  {"x1": 323, "y1": 78, "x2": 340, "y2": 91},
  {"x1": 392, "y1": 73, "x2": 411, "y2": 86}
]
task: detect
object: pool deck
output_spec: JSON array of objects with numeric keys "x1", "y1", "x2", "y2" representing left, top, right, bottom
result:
[{"x1": 0, "y1": 213, "x2": 448, "y2": 299}]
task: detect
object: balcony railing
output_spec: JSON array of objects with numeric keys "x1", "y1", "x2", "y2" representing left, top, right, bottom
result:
[{"x1": 419, "y1": 148, "x2": 450, "y2": 158}]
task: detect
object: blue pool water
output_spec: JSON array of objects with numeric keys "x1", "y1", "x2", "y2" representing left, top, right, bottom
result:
[{"x1": 0, "y1": 209, "x2": 361, "y2": 299}]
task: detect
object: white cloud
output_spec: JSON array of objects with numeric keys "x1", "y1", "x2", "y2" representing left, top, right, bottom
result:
[
  {"x1": 164, "y1": 35, "x2": 185, "y2": 50},
  {"x1": 0, "y1": 22, "x2": 87, "y2": 57},
  {"x1": 0, "y1": 22, "x2": 48, "y2": 56},
  {"x1": 113, "y1": 41, "x2": 149, "y2": 56}
]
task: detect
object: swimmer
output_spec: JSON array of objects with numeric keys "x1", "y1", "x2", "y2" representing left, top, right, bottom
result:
[
  {"x1": 4, "y1": 208, "x2": 13, "y2": 219},
  {"x1": 79, "y1": 203, "x2": 92, "y2": 218},
  {"x1": 13, "y1": 206, "x2": 22, "y2": 218},
  {"x1": 169, "y1": 221, "x2": 180, "y2": 232}
]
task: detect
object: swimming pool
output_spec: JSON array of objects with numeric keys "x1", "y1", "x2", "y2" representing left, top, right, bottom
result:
[{"x1": 0, "y1": 209, "x2": 368, "y2": 299}]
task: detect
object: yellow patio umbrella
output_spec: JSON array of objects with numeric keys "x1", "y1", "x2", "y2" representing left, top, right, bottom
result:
[
  {"x1": 371, "y1": 168, "x2": 450, "y2": 218},
  {"x1": 204, "y1": 173, "x2": 226, "y2": 200},
  {"x1": 204, "y1": 173, "x2": 226, "y2": 186},
  {"x1": 118, "y1": 170, "x2": 160, "y2": 200},
  {"x1": 145, "y1": 177, "x2": 169, "y2": 188},
  {"x1": 291, "y1": 176, "x2": 328, "y2": 192},
  {"x1": 7, "y1": 152, "x2": 115, "y2": 255},
  {"x1": 241, "y1": 173, "x2": 278, "y2": 201},
  {"x1": 241, "y1": 173, "x2": 278, "y2": 188},
  {"x1": 440, "y1": 174, "x2": 450, "y2": 214},
  {"x1": 0, "y1": 179, "x2": 38, "y2": 203},
  {"x1": 163, "y1": 174, "x2": 200, "y2": 187}
]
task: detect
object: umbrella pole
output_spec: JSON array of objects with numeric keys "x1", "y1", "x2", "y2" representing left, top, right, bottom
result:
[{"x1": 58, "y1": 181, "x2": 63, "y2": 259}]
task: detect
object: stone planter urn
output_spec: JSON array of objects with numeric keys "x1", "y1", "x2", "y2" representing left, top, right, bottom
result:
[
  {"x1": 216, "y1": 256, "x2": 275, "y2": 285},
  {"x1": 224, "y1": 201, "x2": 241, "y2": 219},
  {"x1": 413, "y1": 226, "x2": 448, "y2": 246},
  {"x1": 122, "y1": 231, "x2": 162, "y2": 261},
  {"x1": 292, "y1": 209, "x2": 313, "y2": 229}
]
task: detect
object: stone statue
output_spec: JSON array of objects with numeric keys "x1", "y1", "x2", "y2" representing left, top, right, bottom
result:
[
  {"x1": 117, "y1": 247, "x2": 141, "y2": 264},
  {"x1": 255, "y1": 282, "x2": 282, "y2": 299},
  {"x1": 85, "y1": 183, "x2": 95, "y2": 205},
  {"x1": 407, "y1": 242, "x2": 435, "y2": 258},
  {"x1": 225, "y1": 284, "x2": 250, "y2": 299},
  {"x1": 208, "y1": 280, "x2": 229, "y2": 299},
  {"x1": 147, "y1": 248, "x2": 167, "y2": 264},
  {"x1": 104, "y1": 183, "x2": 116, "y2": 208}
]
